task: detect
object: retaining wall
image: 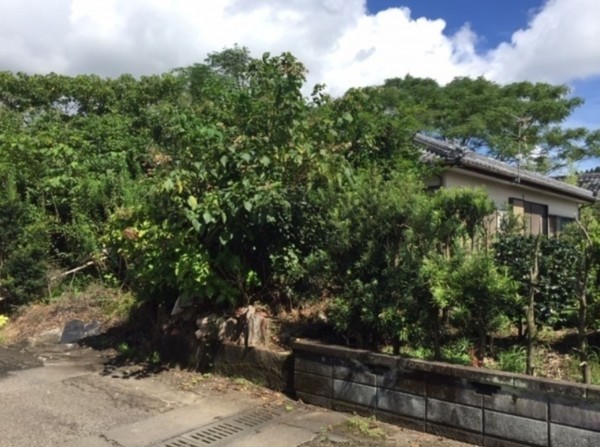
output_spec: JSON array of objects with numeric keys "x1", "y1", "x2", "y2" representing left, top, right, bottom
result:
[
  {"x1": 211, "y1": 343, "x2": 293, "y2": 392},
  {"x1": 292, "y1": 338, "x2": 600, "y2": 447}
]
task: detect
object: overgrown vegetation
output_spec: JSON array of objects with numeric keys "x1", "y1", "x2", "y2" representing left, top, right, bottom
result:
[
  {"x1": 2, "y1": 46, "x2": 600, "y2": 383},
  {"x1": 345, "y1": 414, "x2": 387, "y2": 439}
]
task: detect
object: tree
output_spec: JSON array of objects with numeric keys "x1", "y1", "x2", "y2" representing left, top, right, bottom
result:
[
  {"x1": 415, "y1": 188, "x2": 496, "y2": 359},
  {"x1": 108, "y1": 51, "x2": 329, "y2": 309},
  {"x1": 563, "y1": 209, "x2": 600, "y2": 383},
  {"x1": 378, "y1": 76, "x2": 594, "y2": 172}
]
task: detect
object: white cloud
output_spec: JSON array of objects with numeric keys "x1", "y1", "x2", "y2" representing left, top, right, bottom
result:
[
  {"x1": 484, "y1": 0, "x2": 600, "y2": 84},
  {"x1": 319, "y1": 8, "x2": 476, "y2": 95},
  {"x1": 0, "y1": 0, "x2": 599, "y2": 96}
]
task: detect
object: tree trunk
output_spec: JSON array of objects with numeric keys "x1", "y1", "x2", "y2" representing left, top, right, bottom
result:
[
  {"x1": 477, "y1": 328, "x2": 486, "y2": 366},
  {"x1": 581, "y1": 361, "x2": 591, "y2": 384},
  {"x1": 526, "y1": 237, "x2": 541, "y2": 376},
  {"x1": 577, "y1": 272, "x2": 590, "y2": 383},
  {"x1": 574, "y1": 218, "x2": 593, "y2": 384},
  {"x1": 432, "y1": 308, "x2": 442, "y2": 360},
  {"x1": 578, "y1": 291, "x2": 588, "y2": 355}
]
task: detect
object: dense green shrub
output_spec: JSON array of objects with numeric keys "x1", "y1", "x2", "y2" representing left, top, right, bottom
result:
[
  {"x1": 313, "y1": 164, "x2": 424, "y2": 347},
  {"x1": 0, "y1": 197, "x2": 49, "y2": 306},
  {"x1": 107, "y1": 52, "x2": 329, "y2": 309},
  {"x1": 1, "y1": 47, "x2": 599, "y2": 369},
  {"x1": 494, "y1": 235, "x2": 580, "y2": 328}
]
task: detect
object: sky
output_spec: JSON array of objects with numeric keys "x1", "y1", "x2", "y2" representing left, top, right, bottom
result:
[{"x1": 1, "y1": 0, "x2": 599, "y2": 133}]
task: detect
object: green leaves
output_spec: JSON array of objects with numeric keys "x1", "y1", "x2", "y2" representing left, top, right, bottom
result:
[
  {"x1": 187, "y1": 195, "x2": 198, "y2": 210},
  {"x1": 378, "y1": 75, "x2": 594, "y2": 172},
  {"x1": 99, "y1": 49, "x2": 326, "y2": 308}
]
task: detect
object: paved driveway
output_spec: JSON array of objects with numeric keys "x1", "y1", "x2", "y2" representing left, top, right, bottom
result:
[{"x1": 0, "y1": 341, "x2": 471, "y2": 447}]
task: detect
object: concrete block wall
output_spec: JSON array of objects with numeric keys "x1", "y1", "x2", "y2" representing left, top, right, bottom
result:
[{"x1": 292, "y1": 339, "x2": 600, "y2": 447}]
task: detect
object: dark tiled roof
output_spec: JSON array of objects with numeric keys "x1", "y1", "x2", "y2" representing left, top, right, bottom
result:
[
  {"x1": 415, "y1": 134, "x2": 595, "y2": 202},
  {"x1": 576, "y1": 172, "x2": 600, "y2": 197}
]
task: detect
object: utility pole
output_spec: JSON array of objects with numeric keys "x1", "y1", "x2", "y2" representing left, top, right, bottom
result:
[{"x1": 514, "y1": 115, "x2": 532, "y2": 183}]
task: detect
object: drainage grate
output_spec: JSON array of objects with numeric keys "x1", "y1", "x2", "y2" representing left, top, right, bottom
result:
[{"x1": 153, "y1": 406, "x2": 286, "y2": 447}]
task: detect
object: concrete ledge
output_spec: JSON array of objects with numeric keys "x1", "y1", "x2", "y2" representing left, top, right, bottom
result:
[
  {"x1": 292, "y1": 338, "x2": 600, "y2": 447},
  {"x1": 297, "y1": 391, "x2": 332, "y2": 410},
  {"x1": 484, "y1": 411, "x2": 547, "y2": 446},
  {"x1": 211, "y1": 343, "x2": 293, "y2": 392},
  {"x1": 549, "y1": 397, "x2": 600, "y2": 430},
  {"x1": 293, "y1": 339, "x2": 600, "y2": 400},
  {"x1": 378, "y1": 388, "x2": 426, "y2": 419},
  {"x1": 483, "y1": 390, "x2": 547, "y2": 421},
  {"x1": 295, "y1": 371, "x2": 332, "y2": 398},
  {"x1": 427, "y1": 375, "x2": 483, "y2": 406},
  {"x1": 427, "y1": 398, "x2": 482, "y2": 432},
  {"x1": 427, "y1": 422, "x2": 483, "y2": 445},
  {"x1": 550, "y1": 423, "x2": 600, "y2": 447},
  {"x1": 333, "y1": 379, "x2": 377, "y2": 407}
]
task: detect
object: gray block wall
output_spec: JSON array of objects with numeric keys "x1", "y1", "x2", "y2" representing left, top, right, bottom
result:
[{"x1": 292, "y1": 339, "x2": 600, "y2": 447}]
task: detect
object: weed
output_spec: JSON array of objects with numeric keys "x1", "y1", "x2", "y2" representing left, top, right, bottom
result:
[
  {"x1": 231, "y1": 376, "x2": 267, "y2": 388},
  {"x1": 442, "y1": 338, "x2": 472, "y2": 366},
  {"x1": 400, "y1": 345, "x2": 433, "y2": 360},
  {"x1": 181, "y1": 373, "x2": 213, "y2": 389},
  {"x1": 117, "y1": 342, "x2": 132, "y2": 357},
  {"x1": 345, "y1": 414, "x2": 386, "y2": 439},
  {"x1": 497, "y1": 346, "x2": 526, "y2": 373},
  {"x1": 99, "y1": 289, "x2": 139, "y2": 321},
  {"x1": 146, "y1": 350, "x2": 161, "y2": 365},
  {"x1": 568, "y1": 347, "x2": 600, "y2": 385},
  {"x1": 0, "y1": 314, "x2": 9, "y2": 345},
  {"x1": 232, "y1": 377, "x2": 254, "y2": 389}
]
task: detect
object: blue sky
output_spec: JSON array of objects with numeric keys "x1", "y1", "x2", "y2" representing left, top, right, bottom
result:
[{"x1": 368, "y1": 0, "x2": 544, "y2": 48}]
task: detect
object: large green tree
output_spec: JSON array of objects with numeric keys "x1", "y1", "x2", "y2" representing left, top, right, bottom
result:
[{"x1": 378, "y1": 76, "x2": 597, "y2": 173}]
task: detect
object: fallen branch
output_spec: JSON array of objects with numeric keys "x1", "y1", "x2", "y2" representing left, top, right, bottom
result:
[{"x1": 50, "y1": 259, "x2": 101, "y2": 282}]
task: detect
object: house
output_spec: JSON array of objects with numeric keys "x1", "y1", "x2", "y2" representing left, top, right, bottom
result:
[{"x1": 415, "y1": 134, "x2": 596, "y2": 236}]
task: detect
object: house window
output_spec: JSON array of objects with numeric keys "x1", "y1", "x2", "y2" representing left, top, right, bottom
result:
[
  {"x1": 509, "y1": 198, "x2": 548, "y2": 235},
  {"x1": 549, "y1": 215, "x2": 574, "y2": 236}
]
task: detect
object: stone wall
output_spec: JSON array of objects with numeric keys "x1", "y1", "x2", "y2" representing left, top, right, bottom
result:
[
  {"x1": 211, "y1": 343, "x2": 293, "y2": 392},
  {"x1": 292, "y1": 339, "x2": 600, "y2": 447}
]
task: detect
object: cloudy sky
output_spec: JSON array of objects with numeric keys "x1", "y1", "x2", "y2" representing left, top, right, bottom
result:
[{"x1": 1, "y1": 0, "x2": 599, "y2": 129}]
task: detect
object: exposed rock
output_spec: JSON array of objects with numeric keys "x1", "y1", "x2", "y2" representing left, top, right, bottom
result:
[
  {"x1": 194, "y1": 306, "x2": 272, "y2": 349},
  {"x1": 60, "y1": 320, "x2": 102, "y2": 344},
  {"x1": 238, "y1": 305, "x2": 270, "y2": 348}
]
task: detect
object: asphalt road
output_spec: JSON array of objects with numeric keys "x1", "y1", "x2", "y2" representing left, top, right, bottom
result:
[
  {"x1": 0, "y1": 344, "x2": 43, "y2": 376},
  {"x1": 0, "y1": 340, "x2": 471, "y2": 447}
]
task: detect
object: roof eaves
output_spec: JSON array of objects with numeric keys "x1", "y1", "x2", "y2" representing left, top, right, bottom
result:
[{"x1": 414, "y1": 134, "x2": 595, "y2": 203}]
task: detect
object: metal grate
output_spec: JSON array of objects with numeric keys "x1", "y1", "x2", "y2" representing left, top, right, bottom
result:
[{"x1": 154, "y1": 406, "x2": 285, "y2": 447}]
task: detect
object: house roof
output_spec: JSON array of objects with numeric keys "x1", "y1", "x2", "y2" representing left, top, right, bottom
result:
[
  {"x1": 415, "y1": 134, "x2": 596, "y2": 203},
  {"x1": 576, "y1": 172, "x2": 600, "y2": 197}
]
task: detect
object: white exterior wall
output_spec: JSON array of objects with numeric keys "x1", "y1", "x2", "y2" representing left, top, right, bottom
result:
[{"x1": 442, "y1": 168, "x2": 581, "y2": 218}]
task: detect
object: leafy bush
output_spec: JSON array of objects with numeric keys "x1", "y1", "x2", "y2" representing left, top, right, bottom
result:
[
  {"x1": 422, "y1": 250, "x2": 518, "y2": 359},
  {"x1": 494, "y1": 235, "x2": 579, "y2": 328},
  {"x1": 313, "y1": 164, "x2": 424, "y2": 347},
  {"x1": 107, "y1": 52, "x2": 328, "y2": 310},
  {"x1": 0, "y1": 197, "x2": 50, "y2": 306}
]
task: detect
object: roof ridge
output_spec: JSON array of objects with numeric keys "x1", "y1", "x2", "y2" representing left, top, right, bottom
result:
[{"x1": 414, "y1": 133, "x2": 595, "y2": 202}]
